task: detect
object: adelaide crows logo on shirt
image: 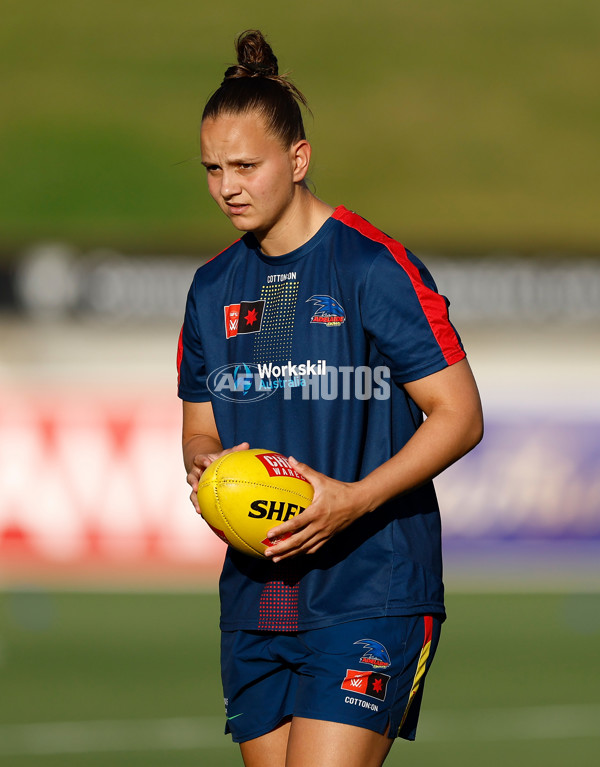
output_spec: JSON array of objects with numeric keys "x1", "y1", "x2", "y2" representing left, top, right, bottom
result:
[
  {"x1": 307, "y1": 295, "x2": 345, "y2": 327},
  {"x1": 224, "y1": 300, "x2": 265, "y2": 339}
]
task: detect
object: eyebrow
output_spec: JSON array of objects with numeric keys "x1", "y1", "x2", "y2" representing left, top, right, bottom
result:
[{"x1": 201, "y1": 157, "x2": 261, "y2": 167}]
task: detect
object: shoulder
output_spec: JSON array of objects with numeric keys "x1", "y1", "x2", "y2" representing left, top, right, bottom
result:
[
  {"x1": 331, "y1": 206, "x2": 427, "y2": 284},
  {"x1": 330, "y1": 206, "x2": 393, "y2": 260},
  {"x1": 190, "y1": 235, "x2": 251, "y2": 289}
]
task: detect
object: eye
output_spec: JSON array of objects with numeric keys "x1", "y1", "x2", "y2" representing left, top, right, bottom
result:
[
  {"x1": 239, "y1": 163, "x2": 255, "y2": 170},
  {"x1": 204, "y1": 164, "x2": 221, "y2": 174}
]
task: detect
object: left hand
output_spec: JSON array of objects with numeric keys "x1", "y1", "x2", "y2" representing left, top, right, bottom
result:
[{"x1": 264, "y1": 456, "x2": 369, "y2": 562}]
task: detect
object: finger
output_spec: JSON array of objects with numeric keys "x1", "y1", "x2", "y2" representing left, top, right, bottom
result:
[
  {"x1": 269, "y1": 532, "x2": 325, "y2": 562},
  {"x1": 193, "y1": 454, "x2": 214, "y2": 469},
  {"x1": 266, "y1": 500, "x2": 334, "y2": 558},
  {"x1": 264, "y1": 524, "x2": 305, "y2": 557},
  {"x1": 187, "y1": 466, "x2": 203, "y2": 484},
  {"x1": 288, "y1": 456, "x2": 322, "y2": 486},
  {"x1": 265, "y1": 516, "x2": 322, "y2": 559},
  {"x1": 189, "y1": 489, "x2": 201, "y2": 513},
  {"x1": 194, "y1": 443, "x2": 249, "y2": 469},
  {"x1": 266, "y1": 514, "x2": 306, "y2": 542},
  {"x1": 265, "y1": 533, "x2": 302, "y2": 559},
  {"x1": 265, "y1": 498, "x2": 319, "y2": 542}
]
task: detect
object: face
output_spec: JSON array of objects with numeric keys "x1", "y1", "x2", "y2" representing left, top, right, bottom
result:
[{"x1": 200, "y1": 111, "x2": 309, "y2": 237}]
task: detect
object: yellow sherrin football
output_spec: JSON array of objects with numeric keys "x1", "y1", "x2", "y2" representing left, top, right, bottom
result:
[{"x1": 197, "y1": 449, "x2": 314, "y2": 558}]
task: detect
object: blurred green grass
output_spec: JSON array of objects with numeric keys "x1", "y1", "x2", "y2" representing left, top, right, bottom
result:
[
  {"x1": 0, "y1": 591, "x2": 598, "y2": 766},
  {"x1": 1, "y1": 0, "x2": 599, "y2": 254}
]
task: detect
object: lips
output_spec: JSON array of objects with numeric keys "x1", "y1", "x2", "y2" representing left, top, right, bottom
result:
[{"x1": 227, "y1": 202, "x2": 249, "y2": 215}]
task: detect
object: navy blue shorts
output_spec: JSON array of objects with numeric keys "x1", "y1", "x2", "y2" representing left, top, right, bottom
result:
[{"x1": 221, "y1": 614, "x2": 442, "y2": 744}]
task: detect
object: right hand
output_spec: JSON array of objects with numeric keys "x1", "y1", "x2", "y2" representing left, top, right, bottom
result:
[{"x1": 186, "y1": 442, "x2": 250, "y2": 513}]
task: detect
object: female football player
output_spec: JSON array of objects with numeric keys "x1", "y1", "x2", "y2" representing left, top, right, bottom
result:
[{"x1": 179, "y1": 29, "x2": 483, "y2": 767}]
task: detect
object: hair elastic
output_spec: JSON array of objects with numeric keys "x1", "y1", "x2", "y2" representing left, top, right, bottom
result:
[{"x1": 244, "y1": 61, "x2": 274, "y2": 76}]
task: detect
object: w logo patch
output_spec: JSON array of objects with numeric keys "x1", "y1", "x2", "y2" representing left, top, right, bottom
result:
[
  {"x1": 341, "y1": 670, "x2": 390, "y2": 701},
  {"x1": 224, "y1": 300, "x2": 265, "y2": 339}
]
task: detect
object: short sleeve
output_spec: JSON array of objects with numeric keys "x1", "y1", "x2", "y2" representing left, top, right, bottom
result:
[
  {"x1": 177, "y1": 280, "x2": 211, "y2": 402},
  {"x1": 360, "y1": 248, "x2": 465, "y2": 383}
]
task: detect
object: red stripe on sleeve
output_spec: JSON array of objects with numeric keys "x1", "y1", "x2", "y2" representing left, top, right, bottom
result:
[
  {"x1": 333, "y1": 206, "x2": 465, "y2": 367},
  {"x1": 176, "y1": 325, "x2": 184, "y2": 387}
]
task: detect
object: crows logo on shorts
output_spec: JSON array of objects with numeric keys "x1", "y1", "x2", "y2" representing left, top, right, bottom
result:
[
  {"x1": 341, "y1": 670, "x2": 390, "y2": 701},
  {"x1": 354, "y1": 639, "x2": 391, "y2": 669}
]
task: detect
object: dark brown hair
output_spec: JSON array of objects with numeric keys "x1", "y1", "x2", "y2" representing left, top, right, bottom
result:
[{"x1": 202, "y1": 30, "x2": 309, "y2": 148}]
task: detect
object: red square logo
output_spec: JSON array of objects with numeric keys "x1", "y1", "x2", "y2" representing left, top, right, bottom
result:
[{"x1": 341, "y1": 670, "x2": 369, "y2": 695}]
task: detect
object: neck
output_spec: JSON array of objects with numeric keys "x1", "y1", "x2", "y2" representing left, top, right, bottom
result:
[{"x1": 255, "y1": 189, "x2": 335, "y2": 257}]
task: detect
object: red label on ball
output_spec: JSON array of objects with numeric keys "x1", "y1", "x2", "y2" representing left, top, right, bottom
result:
[
  {"x1": 261, "y1": 533, "x2": 291, "y2": 548},
  {"x1": 255, "y1": 453, "x2": 310, "y2": 483},
  {"x1": 204, "y1": 519, "x2": 227, "y2": 543}
]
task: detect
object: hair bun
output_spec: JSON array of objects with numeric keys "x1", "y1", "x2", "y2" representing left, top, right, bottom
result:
[{"x1": 230, "y1": 29, "x2": 278, "y2": 78}]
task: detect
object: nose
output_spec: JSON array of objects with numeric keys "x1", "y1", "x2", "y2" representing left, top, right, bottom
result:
[{"x1": 220, "y1": 170, "x2": 242, "y2": 199}]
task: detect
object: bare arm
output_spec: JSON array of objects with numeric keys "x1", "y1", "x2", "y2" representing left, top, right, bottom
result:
[
  {"x1": 265, "y1": 358, "x2": 483, "y2": 561},
  {"x1": 182, "y1": 400, "x2": 248, "y2": 512}
]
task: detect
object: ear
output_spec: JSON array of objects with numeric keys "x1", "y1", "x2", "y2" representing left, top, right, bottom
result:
[{"x1": 290, "y1": 139, "x2": 311, "y2": 182}]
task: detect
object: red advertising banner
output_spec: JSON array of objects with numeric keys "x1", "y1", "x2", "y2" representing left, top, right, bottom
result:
[{"x1": 0, "y1": 389, "x2": 226, "y2": 585}]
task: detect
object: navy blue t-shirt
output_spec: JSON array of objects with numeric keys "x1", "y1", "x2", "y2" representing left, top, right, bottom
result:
[{"x1": 178, "y1": 206, "x2": 465, "y2": 631}]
